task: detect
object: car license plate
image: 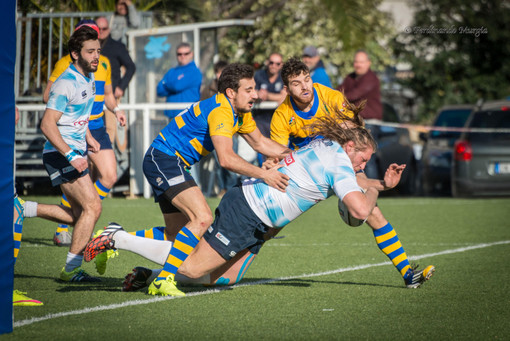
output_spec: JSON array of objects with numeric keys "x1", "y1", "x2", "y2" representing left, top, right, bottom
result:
[{"x1": 491, "y1": 162, "x2": 510, "y2": 175}]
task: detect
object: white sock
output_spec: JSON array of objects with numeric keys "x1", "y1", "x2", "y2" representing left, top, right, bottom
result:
[
  {"x1": 113, "y1": 231, "x2": 172, "y2": 265},
  {"x1": 23, "y1": 201, "x2": 38, "y2": 218},
  {"x1": 65, "y1": 252, "x2": 83, "y2": 272}
]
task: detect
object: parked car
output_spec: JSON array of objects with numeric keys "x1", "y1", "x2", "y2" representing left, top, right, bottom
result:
[
  {"x1": 451, "y1": 100, "x2": 510, "y2": 197},
  {"x1": 420, "y1": 105, "x2": 473, "y2": 195},
  {"x1": 364, "y1": 102, "x2": 418, "y2": 195}
]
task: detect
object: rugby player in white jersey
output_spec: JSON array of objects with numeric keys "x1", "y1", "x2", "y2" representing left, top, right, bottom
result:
[{"x1": 25, "y1": 26, "x2": 103, "y2": 282}]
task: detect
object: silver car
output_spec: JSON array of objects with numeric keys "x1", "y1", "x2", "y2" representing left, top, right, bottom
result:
[{"x1": 451, "y1": 100, "x2": 510, "y2": 197}]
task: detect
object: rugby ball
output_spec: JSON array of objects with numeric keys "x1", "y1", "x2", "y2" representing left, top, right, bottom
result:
[{"x1": 338, "y1": 197, "x2": 365, "y2": 227}]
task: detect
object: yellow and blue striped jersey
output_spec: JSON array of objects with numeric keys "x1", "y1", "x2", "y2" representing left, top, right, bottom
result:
[
  {"x1": 270, "y1": 83, "x2": 353, "y2": 149},
  {"x1": 49, "y1": 54, "x2": 111, "y2": 130},
  {"x1": 151, "y1": 93, "x2": 257, "y2": 166}
]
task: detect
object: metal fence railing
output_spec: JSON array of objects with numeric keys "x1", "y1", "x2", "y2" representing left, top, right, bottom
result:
[
  {"x1": 15, "y1": 11, "x2": 153, "y2": 102},
  {"x1": 16, "y1": 101, "x2": 279, "y2": 198}
]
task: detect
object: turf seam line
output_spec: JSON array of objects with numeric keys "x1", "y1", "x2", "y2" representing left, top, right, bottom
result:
[{"x1": 14, "y1": 239, "x2": 510, "y2": 328}]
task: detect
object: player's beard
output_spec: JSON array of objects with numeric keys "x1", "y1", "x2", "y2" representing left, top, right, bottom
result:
[
  {"x1": 77, "y1": 54, "x2": 98, "y2": 74},
  {"x1": 293, "y1": 92, "x2": 313, "y2": 107},
  {"x1": 237, "y1": 105, "x2": 251, "y2": 114},
  {"x1": 234, "y1": 99, "x2": 254, "y2": 114}
]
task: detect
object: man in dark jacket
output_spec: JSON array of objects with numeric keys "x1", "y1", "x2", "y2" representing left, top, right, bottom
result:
[
  {"x1": 338, "y1": 50, "x2": 382, "y2": 120},
  {"x1": 96, "y1": 17, "x2": 136, "y2": 100}
]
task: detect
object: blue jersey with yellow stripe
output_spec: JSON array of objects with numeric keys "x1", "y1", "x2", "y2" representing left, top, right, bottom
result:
[
  {"x1": 49, "y1": 54, "x2": 111, "y2": 130},
  {"x1": 270, "y1": 83, "x2": 353, "y2": 149},
  {"x1": 151, "y1": 93, "x2": 257, "y2": 166}
]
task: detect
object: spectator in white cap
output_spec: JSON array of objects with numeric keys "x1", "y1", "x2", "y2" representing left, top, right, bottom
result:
[{"x1": 302, "y1": 45, "x2": 332, "y2": 88}]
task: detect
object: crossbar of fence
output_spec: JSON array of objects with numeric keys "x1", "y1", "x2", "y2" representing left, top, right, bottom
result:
[{"x1": 15, "y1": 11, "x2": 153, "y2": 102}]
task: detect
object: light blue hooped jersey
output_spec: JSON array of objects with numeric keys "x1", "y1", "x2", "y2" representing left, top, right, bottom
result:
[
  {"x1": 242, "y1": 138, "x2": 362, "y2": 228},
  {"x1": 44, "y1": 64, "x2": 96, "y2": 155}
]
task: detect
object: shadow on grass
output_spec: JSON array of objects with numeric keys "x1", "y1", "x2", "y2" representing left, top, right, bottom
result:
[
  {"x1": 19, "y1": 237, "x2": 55, "y2": 247},
  {"x1": 252, "y1": 278, "x2": 402, "y2": 289},
  {"x1": 54, "y1": 277, "x2": 126, "y2": 293},
  {"x1": 32, "y1": 277, "x2": 402, "y2": 295}
]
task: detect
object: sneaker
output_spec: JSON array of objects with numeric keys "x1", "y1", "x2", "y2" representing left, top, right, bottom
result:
[
  {"x1": 13, "y1": 290, "x2": 43, "y2": 306},
  {"x1": 148, "y1": 275, "x2": 185, "y2": 297},
  {"x1": 404, "y1": 264, "x2": 435, "y2": 288},
  {"x1": 84, "y1": 222, "x2": 124, "y2": 262},
  {"x1": 122, "y1": 267, "x2": 153, "y2": 292},
  {"x1": 95, "y1": 249, "x2": 119, "y2": 275},
  {"x1": 53, "y1": 230, "x2": 72, "y2": 247},
  {"x1": 13, "y1": 195, "x2": 24, "y2": 226},
  {"x1": 59, "y1": 267, "x2": 101, "y2": 282}
]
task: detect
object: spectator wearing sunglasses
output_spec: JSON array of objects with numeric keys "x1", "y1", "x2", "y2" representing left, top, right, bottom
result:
[
  {"x1": 253, "y1": 53, "x2": 286, "y2": 142},
  {"x1": 157, "y1": 42, "x2": 202, "y2": 119}
]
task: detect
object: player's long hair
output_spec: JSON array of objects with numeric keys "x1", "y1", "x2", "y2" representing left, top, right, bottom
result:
[{"x1": 306, "y1": 98, "x2": 377, "y2": 152}]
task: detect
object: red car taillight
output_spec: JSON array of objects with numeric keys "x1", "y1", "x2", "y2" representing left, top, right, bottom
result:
[{"x1": 454, "y1": 140, "x2": 472, "y2": 161}]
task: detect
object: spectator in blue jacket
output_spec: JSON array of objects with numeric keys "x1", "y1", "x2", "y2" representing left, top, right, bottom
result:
[
  {"x1": 302, "y1": 45, "x2": 332, "y2": 88},
  {"x1": 157, "y1": 42, "x2": 202, "y2": 119}
]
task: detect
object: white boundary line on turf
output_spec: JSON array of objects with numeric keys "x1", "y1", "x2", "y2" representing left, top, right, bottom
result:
[{"x1": 14, "y1": 240, "x2": 510, "y2": 328}]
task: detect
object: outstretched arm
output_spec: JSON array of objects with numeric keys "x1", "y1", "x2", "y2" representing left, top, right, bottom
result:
[
  {"x1": 356, "y1": 163, "x2": 406, "y2": 191},
  {"x1": 242, "y1": 127, "x2": 291, "y2": 160},
  {"x1": 212, "y1": 134, "x2": 290, "y2": 192}
]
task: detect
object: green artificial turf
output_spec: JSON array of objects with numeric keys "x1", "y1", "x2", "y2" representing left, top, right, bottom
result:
[{"x1": 6, "y1": 196, "x2": 510, "y2": 340}]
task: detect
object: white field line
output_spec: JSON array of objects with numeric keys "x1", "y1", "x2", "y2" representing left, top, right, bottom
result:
[{"x1": 14, "y1": 240, "x2": 510, "y2": 328}]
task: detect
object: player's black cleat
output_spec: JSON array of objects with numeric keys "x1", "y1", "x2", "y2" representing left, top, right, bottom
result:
[{"x1": 122, "y1": 267, "x2": 153, "y2": 292}]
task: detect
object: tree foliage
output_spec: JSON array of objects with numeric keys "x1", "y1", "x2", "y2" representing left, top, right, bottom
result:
[
  {"x1": 208, "y1": 0, "x2": 394, "y2": 86},
  {"x1": 18, "y1": 0, "x2": 164, "y2": 13},
  {"x1": 18, "y1": 0, "x2": 395, "y2": 89},
  {"x1": 392, "y1": 0, "x2": 510, "y2": 121}
]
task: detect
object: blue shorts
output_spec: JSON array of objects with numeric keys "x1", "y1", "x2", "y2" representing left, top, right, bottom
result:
[
  {"x1": 143, "y1": 146, "x2": 197, "y2": 213},
  {"x1": 90, "y1": 126, "x2": 112, "y2": 150},
  {"x1": 203, "y1": 185, "x2": 270, "y2": 260},
  {"x1": 42, "y1": 151, "x2": 89, "y2": 186}
]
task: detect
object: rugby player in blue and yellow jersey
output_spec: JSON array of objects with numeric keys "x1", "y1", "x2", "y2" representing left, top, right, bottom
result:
[
  {"x1": 270, "y1": 57, "x2": 434, "y2": 288},
  {"x1": 88, "y1": 63, "x2": 292, "y2": 296},
  {"x1": 270, "y1": 60, "x2": 354, "y2": 150},
  {"x1": 43, "y1": 20, "x2": 127, "y2": 247}
]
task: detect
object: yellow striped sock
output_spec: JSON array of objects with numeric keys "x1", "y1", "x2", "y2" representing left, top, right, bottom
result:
[
  {"x1": 158, "y1": 227, "x2": 200, "y2": 280},
  {"x1": 128, "y1": 226, "x2": 168, "y2": 240},
  {"x1": 373, "y1": 223, "x2": 410, "y2": 277}
]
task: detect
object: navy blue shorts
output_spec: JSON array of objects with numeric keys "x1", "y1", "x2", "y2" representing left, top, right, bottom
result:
[
  {"x1": 203, "y1": 185, "x2": 270, "y2": 260},
  {"x1": 90, "y1": 126, "x2": 112, "y2": 150},
  {"x1": 42, "y1": 151, "x2": 89, "y2": 186},
  {"x1": 143, "y1": 146, "x2": 197, "y2": 213}
]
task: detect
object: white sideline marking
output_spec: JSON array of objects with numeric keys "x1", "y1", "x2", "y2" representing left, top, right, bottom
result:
[{"x1": 14, "y1": 240, "x2": 510, "y2": 328}]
